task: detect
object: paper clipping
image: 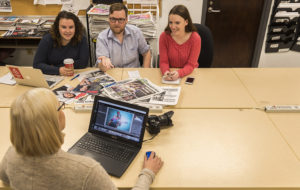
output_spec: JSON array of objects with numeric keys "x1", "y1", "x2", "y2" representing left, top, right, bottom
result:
[{"x1": 149, "y1": 86, "x2": 181, "y2": 105}]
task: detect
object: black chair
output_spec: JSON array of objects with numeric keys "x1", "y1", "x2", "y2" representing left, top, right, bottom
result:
[{"x1": 193, "y1": 23, "x2": 214, "y2": 68}]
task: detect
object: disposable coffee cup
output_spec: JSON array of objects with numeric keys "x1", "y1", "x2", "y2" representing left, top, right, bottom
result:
[{"x1": 63, "y1": 58, "x2": 74, "y2": 69}]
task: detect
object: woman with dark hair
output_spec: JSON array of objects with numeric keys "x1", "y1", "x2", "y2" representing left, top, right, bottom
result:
[
  {"x1": 159, "y1": 5, "x2": 201, "y2": 81},
  {"x1": 33, "y1": 11, "x2": 89, "y2": 76}
]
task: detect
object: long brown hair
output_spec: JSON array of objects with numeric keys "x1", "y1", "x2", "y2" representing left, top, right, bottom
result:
[
  {"x1": 164, "y1": 5, "x2": 197, "y2": 34},
  {"x1": 50, "y1": 11, "x2": 84, "y2": 47}
]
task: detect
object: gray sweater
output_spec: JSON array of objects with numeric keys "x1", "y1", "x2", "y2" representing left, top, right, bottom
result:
[{"x1": 0, "y1": 147, "x2": 155, "y2": 190}]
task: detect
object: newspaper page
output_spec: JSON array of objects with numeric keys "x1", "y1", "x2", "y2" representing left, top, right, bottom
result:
[
  {"x1": 87, "y1": 4, "x2": 110, "y2": 15},
  {"x1": 72, "y1": 70, "x2": 116, "y2": 95},
  {"x1": 53, "y1": 85, "x2": 83, "y2": 104},
  {"x1": 0, "y1": 0, "x2": 12, "y2": 12},
  {"x1": 149, "y1": 86, "x2": 181, "y2": 105},
  {"x1": 74, "y1": 93, "x2": 95, "y2": 104},
  {"x1": 104, "y1": 78, "x2": 162, "y2": 102}
]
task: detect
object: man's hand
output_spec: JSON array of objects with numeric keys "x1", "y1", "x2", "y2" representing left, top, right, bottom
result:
[{"x1": 97, "y1": 56, "x2": 114, "y2": 71}]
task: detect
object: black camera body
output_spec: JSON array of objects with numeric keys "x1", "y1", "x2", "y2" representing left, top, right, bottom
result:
[{"x1": 146, "y1": 111, "x2": 174, "y2": 135}]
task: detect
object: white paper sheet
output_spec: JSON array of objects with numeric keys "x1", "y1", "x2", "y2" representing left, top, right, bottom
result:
[
  {"x1": 0, "y1": 72, "x2": 16, "y2": 85},
  {"x1": 128, "y1": 70, "x2": 141, "y2": 79},
  {"x1": 34, "y1": 0, "x2": 61, "y2": 5}
]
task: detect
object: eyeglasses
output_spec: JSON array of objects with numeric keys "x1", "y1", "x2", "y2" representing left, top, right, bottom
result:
[
  {"x1": 57, "y1": 102, "x2": 65, "y2": 111},
  {"x1": 109, "y1": 17, "x2": 126, "y2": 24}
]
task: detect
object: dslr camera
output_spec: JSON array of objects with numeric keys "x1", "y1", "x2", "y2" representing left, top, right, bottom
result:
[{"x1": 146, "y1": 111, "x2": 174, "y2": 135}]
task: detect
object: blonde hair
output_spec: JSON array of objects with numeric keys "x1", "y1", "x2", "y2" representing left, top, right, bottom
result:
[{"x1": 10, "y1": 88, "x2": 64, "y2": 157}]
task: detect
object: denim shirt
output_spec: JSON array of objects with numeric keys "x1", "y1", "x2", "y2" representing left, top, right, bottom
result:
[{"x1": 96, "y1": 24, "x2": 149, "y2": 68}]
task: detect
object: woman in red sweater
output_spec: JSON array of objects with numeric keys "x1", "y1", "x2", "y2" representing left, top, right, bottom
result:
[{"x1": 159, "y1": 5, "x2": 201, "y2": 81}]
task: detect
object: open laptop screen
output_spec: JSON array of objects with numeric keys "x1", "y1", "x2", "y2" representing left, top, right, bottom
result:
[{"x1": 89, "y1": 97, "x2": 148, "y2": 143}]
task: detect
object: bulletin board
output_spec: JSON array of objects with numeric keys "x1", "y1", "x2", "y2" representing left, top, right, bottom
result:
[
  {"x1": 0, "y1": 0, "x2": 87, "y2": 16},
  {"x1": 0, "y1": 0, "x2": 161, "y2": 16},
  {"x1": 125, "y1": 0, "x2": 162, "y2": 17}
]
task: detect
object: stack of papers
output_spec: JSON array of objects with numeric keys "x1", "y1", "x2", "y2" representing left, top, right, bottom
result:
[
  {"x1": 0, "y1": 16, "x2": 19, "y2": 30},
  {"x1": 87, "y1": 4, "x2": 110, "y2": 15},
  {"x1": 128, "y1": 12, "x2": 157, "y2": 38},
  {"x1": 88, "y1": 4, "x2": 110, "y2": 39},
  {"x1": 16, "y1": 18, "x2": 43, "y2": 28}
]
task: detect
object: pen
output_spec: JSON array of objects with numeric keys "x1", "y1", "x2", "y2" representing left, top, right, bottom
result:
[
  {"x1": 104, "y1": 82, "x2": 116, "y2": 88},
  {"x1": 70, "y1": 74, "x2": 80, "y2": 81}
]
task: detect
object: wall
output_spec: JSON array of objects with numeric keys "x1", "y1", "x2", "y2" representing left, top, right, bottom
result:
[
  {"x1": 7, "y1": 1, "x2": 300, "y2": 68},
  {"x1": 258, "y1": 0, "x2": 300, "y2": 67},
  {"x1": 157, "y1": 0, "x2": 203, "y2": 37}
]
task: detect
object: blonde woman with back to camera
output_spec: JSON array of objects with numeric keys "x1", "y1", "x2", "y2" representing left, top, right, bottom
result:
[{"x1": 0, "y1": 88, "x2": 163, "y2": 190}]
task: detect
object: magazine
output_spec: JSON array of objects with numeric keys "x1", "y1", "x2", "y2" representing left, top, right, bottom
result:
[{"x1": 72, "y1": 70, "x2": 116, "y2": 95}]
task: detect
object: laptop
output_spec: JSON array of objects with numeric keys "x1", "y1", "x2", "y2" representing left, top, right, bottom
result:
[
  {"x1": 6, "y1": 65, "x2": 63, "y2": 89},
  {"x1": 68, "y1": 96, "x2": 149, "y2": 177}
]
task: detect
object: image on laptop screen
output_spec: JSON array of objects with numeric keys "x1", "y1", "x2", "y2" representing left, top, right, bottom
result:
[{"x1": 90, "y1": 99, "x2": 147, "y2": 143}]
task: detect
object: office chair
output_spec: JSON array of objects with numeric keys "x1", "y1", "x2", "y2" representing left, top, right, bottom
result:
[
  {"x1": 139, "y1": 54, "x2": 143, "y2": 67},
  {"x1": 193, "y1": 23, "x2": 214, "y2": 68}
]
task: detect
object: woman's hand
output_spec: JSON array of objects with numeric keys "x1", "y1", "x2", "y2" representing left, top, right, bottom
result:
[
  {"x1": 163, "y1": 71, "x2": 179, "y2": 81},
  {"x1": 59, "y1": 67, "x2": 74, "y2": 76},
  {"x1": 163, "y1": 71, "x2": 173, "y2": 81},
  {"x1": 143, "y1": 152, "x2": 163, "y2": 175},
  {"x1": 169, "y1": 71, "x2": 179, "y2": 80}
]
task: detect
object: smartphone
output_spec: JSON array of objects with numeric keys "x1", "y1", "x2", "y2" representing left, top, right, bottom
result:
[{"x1": 185, "y1": 77, "x2": 195, "y2": 85}]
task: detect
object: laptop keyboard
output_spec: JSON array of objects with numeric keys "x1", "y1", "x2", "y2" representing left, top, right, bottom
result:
[{"x1": 77, "y1": 136, "x2": 134, "y2": 162}]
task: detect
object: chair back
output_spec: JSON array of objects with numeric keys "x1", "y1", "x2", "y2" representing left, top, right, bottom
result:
[{"x1": 193, "y1": 23, "x2": 214, "y2": 68}]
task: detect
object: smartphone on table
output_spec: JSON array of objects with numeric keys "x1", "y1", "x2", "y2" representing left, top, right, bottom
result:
[{"x1": 185, "y1": 77, "x2": 195, "y2": 85}]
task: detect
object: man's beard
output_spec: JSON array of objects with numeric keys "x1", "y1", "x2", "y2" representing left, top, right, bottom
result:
[{"x1": 112, "y1": 27, "x2": 124, "y2": 35}]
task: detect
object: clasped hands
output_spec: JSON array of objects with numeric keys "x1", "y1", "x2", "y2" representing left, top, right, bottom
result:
[{"x1": 163, "y1": 70, "x2": 179, "y2": 81}]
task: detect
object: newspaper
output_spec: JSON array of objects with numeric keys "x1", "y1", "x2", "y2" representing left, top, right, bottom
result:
[
  {"x1": 104, "y1": 78, "x2": 162, "y2": 102},
  {"x1": 128, "y1": 12, "x2": 156, "y2": 38},
  {"x1": 87, "y1": 4, "x2": 110, "y2": 15},
  {"x1": 149, "y1": 86, "x2": 181, "y2": 105},
  {"x1": 72, "y1": 70, "x2": 116, "y2": 95},
  {"x1": 53, "y1": 85, "x2": 83, "y2": 104},
  {"x1": 0, "y1": 0, "x2": 12, "y2": 12},
  {"x1": 74, "y1": 93, "x2": 95, "y2": 104}
]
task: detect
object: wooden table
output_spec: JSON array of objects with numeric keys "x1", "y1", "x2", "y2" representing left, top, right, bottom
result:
[
  {"x1": 0, "y1": 67, "x2": 123, "y2": 107},
  {"x1": 267, "y1": 112, "x2": 300, "y2": 161},
  {"x1": 1, "y1": 108, "x2": 300, "y2": 189},
  {"x1": 122, "y1": 68, "x2": 257, "y2": 109},
  {"x1": 233, "y1": 68, "x2": 300, "y2": 107},
  {"x1": 2, "y1": 67, "x2": 300, "y2": 189}
]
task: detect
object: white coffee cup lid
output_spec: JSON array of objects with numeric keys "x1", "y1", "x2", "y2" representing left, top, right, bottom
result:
[{"x1": 64, "y1": 58, "x2": 74, "y2": 64}]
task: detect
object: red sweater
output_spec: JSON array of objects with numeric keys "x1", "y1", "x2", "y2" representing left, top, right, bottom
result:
[{"x1": 159, "y1": 31, "x2": 201, "y2": 78}]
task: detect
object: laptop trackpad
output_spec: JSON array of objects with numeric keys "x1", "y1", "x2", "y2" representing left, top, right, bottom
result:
[{"x1": 69, "y1": 148, "x2": 129, "y2": 177}]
